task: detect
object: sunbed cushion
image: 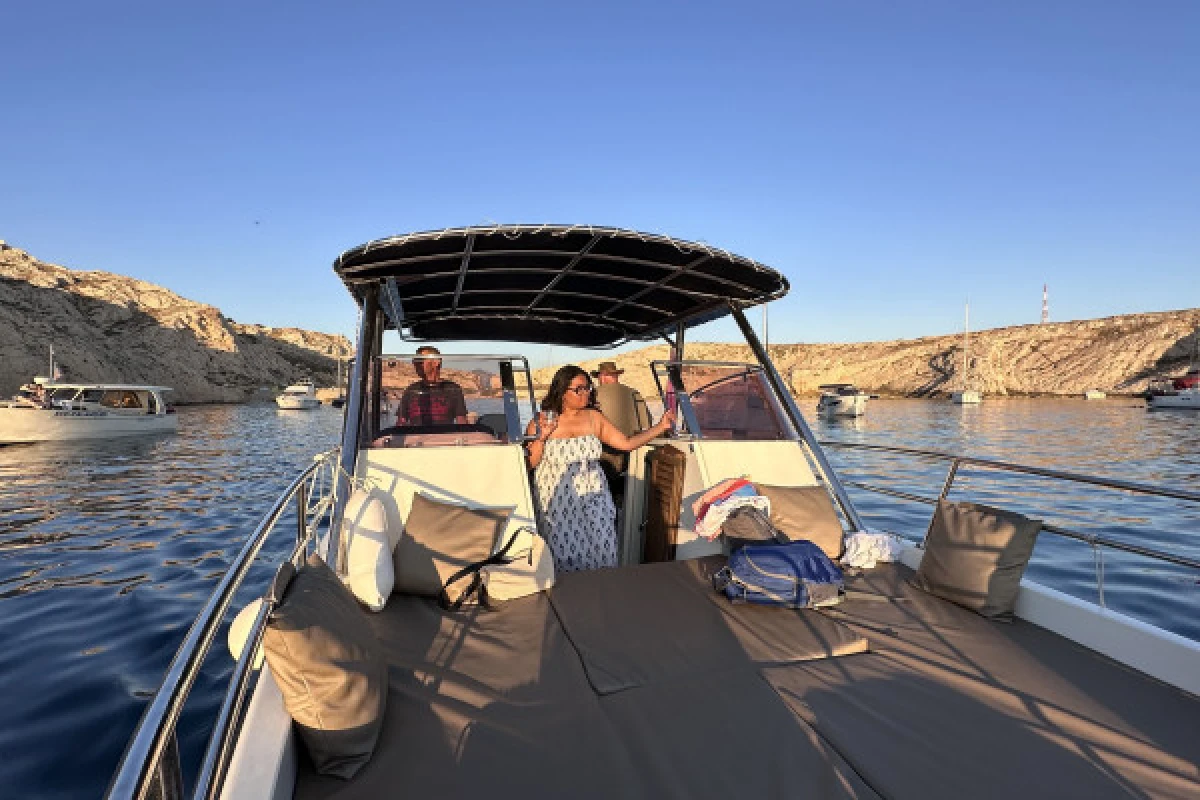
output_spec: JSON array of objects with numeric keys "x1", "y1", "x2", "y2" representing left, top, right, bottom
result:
[
  {"x1": 785, "y1": 562, "x2": 1200, "y2": 799},
  {"x1": 753, "y1": 483, "x2": 844, "y2": 558},
  {"x1": 912, "y1": 500, "x2": 1041, "y2": 618},
  {"x1": 548, "y1": 557, "x2": 868, "y2": 695},
  {"x1": 393, "y1": 493, "x2": 509, "y2": 600},
  {"x1": 263, "y1": 554, "x2": 386, "y2": 780}
]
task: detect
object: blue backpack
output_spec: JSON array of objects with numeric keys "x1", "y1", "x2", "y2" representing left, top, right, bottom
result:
[{"x1": 713, "y1": 540, "x2": 845, "y2": 609}]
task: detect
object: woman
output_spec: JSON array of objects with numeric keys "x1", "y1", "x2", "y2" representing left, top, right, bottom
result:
[{"x1": 525, "y1": 365, "x2": 675, "y2": 573}]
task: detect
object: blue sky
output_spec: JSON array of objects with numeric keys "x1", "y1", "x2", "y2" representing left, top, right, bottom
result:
[{"x1": 2, "y1": 1, "x2": 1197, "y2": 367}]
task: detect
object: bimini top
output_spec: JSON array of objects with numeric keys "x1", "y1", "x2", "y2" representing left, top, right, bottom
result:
[{"x1": 334, "y1": 224, "x2": 789, "y2": 347}]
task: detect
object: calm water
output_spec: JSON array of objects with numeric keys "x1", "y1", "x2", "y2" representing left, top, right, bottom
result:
[{"x1": 1, "y1": 398, "x2": 1198, "y2": 797}]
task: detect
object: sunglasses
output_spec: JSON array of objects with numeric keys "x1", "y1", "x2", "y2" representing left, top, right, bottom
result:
[{"x1": 567, "y1": 384, "x2": 592, "y2": 395}]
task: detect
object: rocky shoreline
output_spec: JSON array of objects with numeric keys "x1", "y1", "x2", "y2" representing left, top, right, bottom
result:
[
  {"x1": 4, "y1": 242, "x2": 1196, "y2": 404},
  {"x1": 534, "y1": 309, "x2": 1200, "y2": 399},
  {"x1": 0, "y1": 244, "x2": 351, "y2": 404}
]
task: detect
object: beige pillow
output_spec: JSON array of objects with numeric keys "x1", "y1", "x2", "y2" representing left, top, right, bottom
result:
[
  {"x1": 912, "y1": 500, "x2": 1042, "y2": 619},
  {"x1": 226, "y1": 598, "x2": 266, "y2": 669},
  {"x1": 393, "y1": 493, "x2": 510, "y2": 601},
  {"x1": 263, "y1": 554, "x2": 387, "y2": 780},
  {"x1": 753, "y1": 483, "x2": 845, "y2": 558}
]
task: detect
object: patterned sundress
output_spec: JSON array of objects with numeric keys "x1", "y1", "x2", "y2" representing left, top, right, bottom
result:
[{"x1": 534, "y1": 434, "x2": 618, "y2": 573}]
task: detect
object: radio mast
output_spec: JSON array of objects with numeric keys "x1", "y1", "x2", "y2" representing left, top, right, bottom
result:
[{"x1": 1041, "y1": 284, "x2": 1049, "y2": 324}]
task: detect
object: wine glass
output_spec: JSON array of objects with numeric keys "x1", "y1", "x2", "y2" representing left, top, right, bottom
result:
[{"x1": 542, "y1": 410, "x2": 558, "y2": 436}]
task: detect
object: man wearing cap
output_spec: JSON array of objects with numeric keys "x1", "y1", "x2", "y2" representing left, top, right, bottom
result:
[{"x1": 592, "y1": 361, "x2": 653, "y2": 503}]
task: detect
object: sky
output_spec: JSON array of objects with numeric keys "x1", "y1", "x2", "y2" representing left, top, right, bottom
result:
[{"x1": 2, "y1": 1, "x2": 1197, "y2": 367}]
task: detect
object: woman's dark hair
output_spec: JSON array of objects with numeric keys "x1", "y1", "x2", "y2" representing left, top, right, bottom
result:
[{"x1": 541, "y1": 365, "x2": 594, "y2": 413}]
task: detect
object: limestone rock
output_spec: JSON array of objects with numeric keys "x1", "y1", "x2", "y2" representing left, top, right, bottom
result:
[
  {"x1": 533, "y1": 310, "x2": 1200, "y2": 399},
  {"x1": 0, "y1": 245, "x2": 352, "y2": 403}
]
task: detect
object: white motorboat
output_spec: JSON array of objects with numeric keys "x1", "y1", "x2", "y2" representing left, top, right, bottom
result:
[
  {"x1": 951, "y1": 301, "x2": 983, "y2": 404},
  {"x1": 1083, "y1": 389, "x2": 1107, "y2": 400},
  {"x1": 108, "y1": 226, "x2": 1200, "y2": 800},
  {"x1": 0, "y1": 379, "x2": 177, "y2": 443},
  {"x1": 275, "y1": 379, "x2": 321, "y2": 410},
  {"x1": 816, "y1": 383, "x2": 870, "y2": 417},
  {"x1": 1146, "y1": 369, "x2": 1200, "y2": 410}
]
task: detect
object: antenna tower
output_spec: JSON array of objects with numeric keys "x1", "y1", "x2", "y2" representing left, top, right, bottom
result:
[{"x1": 1041, "y1": 284, "x2": 1049, "y2": 324}]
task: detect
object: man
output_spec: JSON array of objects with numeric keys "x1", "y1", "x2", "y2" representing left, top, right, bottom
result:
[
  {"x1": 591, "y1": 361, "x2": 652, "y2": 502},
  {"x1": 397, "y1": 346, "x2": 468, "y2": 425}
]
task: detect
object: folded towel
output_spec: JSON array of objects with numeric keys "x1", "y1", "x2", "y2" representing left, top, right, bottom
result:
[{"x1": 840, "y1": 531, "x2": 908, "y2": 569}]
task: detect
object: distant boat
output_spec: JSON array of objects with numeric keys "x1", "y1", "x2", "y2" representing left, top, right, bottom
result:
[
  {"x1": 0, "y1": 379, "x2": 177, "y2": 443},
  {"x1": 817, "y1": 384, "x2": 870, "y2": 417},
  {"x1": 1146, "y1": 329, "x2": 1200, "y2": 410},
  {"x1": 1083, "y1": 389, "x2": 1107, "y2": 400},
  {"x1": 951, "y1": 301, "x2": 983, "y2": 405},
  {"x1": 275, "y1": 379, "x2": 321, "y2": 410}
]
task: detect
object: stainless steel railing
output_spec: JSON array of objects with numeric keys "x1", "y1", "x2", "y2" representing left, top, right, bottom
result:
[
  {"x1": 819, "y1": 440, "x2": 1200, "y2": 606},
  {"x1": 105, "y1": 449, "x2": 340, "y2": 800}
]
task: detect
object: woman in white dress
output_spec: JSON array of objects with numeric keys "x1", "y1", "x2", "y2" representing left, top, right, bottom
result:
[{"x1": 525, "y1": 366, "x2": 675, "y2": 573}]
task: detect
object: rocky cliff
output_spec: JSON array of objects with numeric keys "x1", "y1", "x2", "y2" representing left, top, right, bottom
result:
[
  {"x1": 0, "y1": 244, "x2": 352, "y2": 403},
  {"x1": 533, "y1": 309, "x2": 1200, "y2": 398}
]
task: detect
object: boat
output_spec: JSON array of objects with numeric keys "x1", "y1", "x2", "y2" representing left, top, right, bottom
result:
[
  {"x1": 107, "y1": 226, "x2": 1200, "y2": 800},
  {"x1": 950, "y1": 301, "x2": 983, "y2": 404},
  {"x1": 275, "y1": 378, "x2": 321, "y2": 410},
  {"x1": 1083, "y1": 389, "x2": 1107, "y2": 400},
  {"x1": 816, "y1": 383, "x2": 870, "y2": 417},
  {"x1": 1146, "y1": 333, "x2": 1200, "y2": 410},
  {"x1": 0, "y1": 378, "x2": 176, "y2": 443}
]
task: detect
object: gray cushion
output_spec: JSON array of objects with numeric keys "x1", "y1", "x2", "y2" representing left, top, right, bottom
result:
[
  {"x1": 754, "y1": 483, "x2": 844, "y2": 558},
  {"x1": 393, "y1": 493, "x2": 509, "y2": 601},
  {"x1": 263, "y1": 553, "x2": 387, "y2": 779},
  {"x1": 911, "y1": 500, "x2": 1041, "y2": 619},
  {"x1": 721, "y1": 506, "x2": 780, "y2": 550}
]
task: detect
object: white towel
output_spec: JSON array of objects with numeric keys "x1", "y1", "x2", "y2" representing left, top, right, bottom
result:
[{"x1": 840, "y1": 531, "x2": 908, "y2": 569}]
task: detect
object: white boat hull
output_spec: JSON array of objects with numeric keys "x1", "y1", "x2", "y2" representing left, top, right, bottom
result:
[
  {"x1": 0, "y1": 407, "x2": 178, "y2": 443},
  {"x1": 1084, "y1": 390, "x2": 1106, "y2": 400},
  {"x1": 817, "y1": 394, "x2": 868, "y2": 417},
  {"x1": 1147, "y1": 391, "x2": 1200, "y2": 410},
  {"x1": 951, "y1": 390, "x2": 982, "y2": 404},
  {"x1": 275, "y1": 396, "x2": 321, "y2": 410}
]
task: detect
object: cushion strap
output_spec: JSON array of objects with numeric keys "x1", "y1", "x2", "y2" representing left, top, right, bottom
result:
[{"x1": 438, "y1": 527, "x2": 527, "y2": 611}]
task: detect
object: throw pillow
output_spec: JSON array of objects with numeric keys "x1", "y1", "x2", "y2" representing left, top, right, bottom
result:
[
  {"x1": 263, "y1": 553, "x2": 387, "y2": 780},
  {"x1": 341, "y1": 488, "x2": 393, "y2": 611},
  {"x1": 393, "y1": 493, "x2": 510, "y2": 602},
  {"x1": 753, "y1": 483, "x2": 845, "y2": 559},
  {"x1": 912, "y1": 500, "x2": 1042, "y2": 619}
]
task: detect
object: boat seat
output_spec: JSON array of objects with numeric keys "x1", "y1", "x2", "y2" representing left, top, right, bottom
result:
[
  {"x1": 475, "y1": 413, "x2": 509, "y2": 441},
  {"x1": 759, "y1": 562, "x2": 1200, "y2": 800},
  {"x1": 371, "y1": 422, "x2": 502, "y2": 448}
]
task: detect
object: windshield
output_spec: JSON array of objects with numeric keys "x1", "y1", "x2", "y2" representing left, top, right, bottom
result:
[
  {"x1": 364, "y1": 354, "x2": 538, "y2": 447},
  {"x1": 651, "y1": 361, "x2": 795, "y2": 441}
]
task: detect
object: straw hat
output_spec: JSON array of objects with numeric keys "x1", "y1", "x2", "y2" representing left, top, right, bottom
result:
[{"x1": 591, "y1": 361, "x2": 624, "y2": 377}]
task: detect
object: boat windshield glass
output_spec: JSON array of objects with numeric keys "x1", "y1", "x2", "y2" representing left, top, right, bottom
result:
[
  {"x1": 651, "y1": 361, "x2": 795, "y2": 441},
  {"x1": 364, "y1": 354, "x2": 538, "y2": 448}
]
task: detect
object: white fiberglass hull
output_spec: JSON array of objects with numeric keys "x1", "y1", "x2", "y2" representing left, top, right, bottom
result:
[
  {"x1": 817, "y1": 395, "x2": 868, "y2": 417},
  {"x1": 0, "y1": 407, "x2": 178, "y2": 443},
  {"x1": 951, "y1": 390, "x2": 982, "y2": 405},
  {"x1": 1147, "y1": 391, "x2": 1200, "y2": 410},
  {"x1": 275, "y1": 395, "x2": 320, "y2": 410}
]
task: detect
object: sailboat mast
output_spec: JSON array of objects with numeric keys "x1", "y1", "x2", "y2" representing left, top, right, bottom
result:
[{"x1": 963, "y1": 302, "x2": 970, "y2": 385}]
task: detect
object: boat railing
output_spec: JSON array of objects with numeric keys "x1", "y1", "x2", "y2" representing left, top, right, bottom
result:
[
  {"x1": 104, "y1": 448, "x2": 341, "y2": 800},
  {"x1": 818, "y1": 440, "x2": 1200, "y2": 606}
]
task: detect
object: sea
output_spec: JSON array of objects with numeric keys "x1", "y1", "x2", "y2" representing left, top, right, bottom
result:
[{"x1": 1, "y1": 398, "x2": 1198, "y2": 798}]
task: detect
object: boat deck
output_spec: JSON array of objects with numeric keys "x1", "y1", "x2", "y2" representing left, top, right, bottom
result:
[{"x1": 294, "y1": 559, "x2": 1200, "y2": 800}]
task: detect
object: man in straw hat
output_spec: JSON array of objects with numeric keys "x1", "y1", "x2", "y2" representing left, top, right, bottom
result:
[{"x1": 591, "y1": 361, "x2": 653, "y2": 503}]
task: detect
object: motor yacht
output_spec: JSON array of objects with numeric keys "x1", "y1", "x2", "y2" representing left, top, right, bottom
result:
[
  {"x1": 107, "y1": 225, "x2": 1200, "y2": 800},
  {"x1": 1083, "y1": 389, "x2": 1107, "y2": 400},
  {"x1": 0, "y1": 379, "x2": 176, "y2": 443},
  {"x1": 816, "y1": 384, "x2": 870, "y2": 417},
  {"x1": 1147, "y1": 367, "x2": 1200, "y2": 410},
  {"x1": 275, "y1": 379, "x2": 321, "y2": 410}
]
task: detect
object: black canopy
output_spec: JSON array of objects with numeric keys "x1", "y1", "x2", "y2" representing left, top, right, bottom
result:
[{"x1": 334, "y1": 224, "x2": 789, "y2": 348}]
